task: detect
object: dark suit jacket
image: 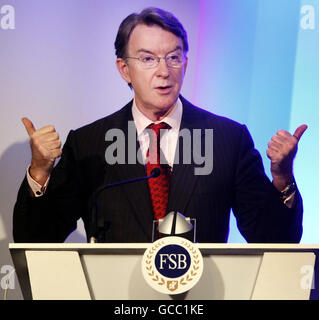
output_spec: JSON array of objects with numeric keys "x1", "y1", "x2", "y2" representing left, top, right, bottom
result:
[{"x1": 13, "y1": 96, "x2": 303, "y2": 243}]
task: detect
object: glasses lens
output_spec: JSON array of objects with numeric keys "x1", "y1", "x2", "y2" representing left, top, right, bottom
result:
[
  {"x1": 140, "y1": 55, "x2": 157, "y2": 68},
  {"x1": 166, "y1": 54, "x2": 184, "y2": 67}
]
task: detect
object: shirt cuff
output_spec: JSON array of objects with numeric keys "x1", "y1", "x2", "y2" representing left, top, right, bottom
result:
[{"x1": 26, "y1": 166, "x2": 50, "y2": 197}]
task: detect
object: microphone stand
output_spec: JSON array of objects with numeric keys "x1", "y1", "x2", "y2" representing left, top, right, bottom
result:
[{"x1": 89, "y1": 168, "x2": 161, "y2": 243}]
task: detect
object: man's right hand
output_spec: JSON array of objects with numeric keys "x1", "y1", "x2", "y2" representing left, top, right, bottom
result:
[{"x1": 22, "y1": 117, "x2": 62, "y2": 186}]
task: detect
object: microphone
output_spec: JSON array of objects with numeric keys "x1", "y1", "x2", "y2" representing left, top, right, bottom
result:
[
  {"x1": 150, "y1": 167, "x2": 161, "y2": 178},
  {"x1": 89, "y1": 168, "x2": 161, "y2": 243}
]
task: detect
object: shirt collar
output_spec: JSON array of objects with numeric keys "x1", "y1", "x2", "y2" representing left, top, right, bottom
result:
[{"x1": 132, "y1": 98, "x2": 183, "y2": 137}]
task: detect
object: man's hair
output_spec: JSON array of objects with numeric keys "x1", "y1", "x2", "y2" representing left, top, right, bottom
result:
[{"x1": 114, "y1": 7, "x2": 189, "y2": 59}]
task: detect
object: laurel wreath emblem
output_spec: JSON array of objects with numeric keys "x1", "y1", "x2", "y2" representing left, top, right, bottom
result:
[{"x1": 145, "y1": 239, "x2": 201, "y2": 287}]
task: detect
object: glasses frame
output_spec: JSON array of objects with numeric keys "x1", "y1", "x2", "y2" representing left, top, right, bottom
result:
[{"x1": 125, "y1": 52, "x2": 186, "y2": 69}]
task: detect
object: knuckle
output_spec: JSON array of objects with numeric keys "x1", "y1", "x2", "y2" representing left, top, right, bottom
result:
[{"x1": 46, "y1": 125, "x2": 55, "y2": 132}]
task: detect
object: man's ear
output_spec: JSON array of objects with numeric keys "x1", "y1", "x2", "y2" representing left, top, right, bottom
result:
[
  {"x1": 183, "y1": 56, "x2": 188, "y2": 75},
  {"x1": 116, "y1": 58, "x2": 132, "y2": 84}
]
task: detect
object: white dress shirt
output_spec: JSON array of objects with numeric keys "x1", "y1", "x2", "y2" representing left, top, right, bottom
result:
[{"x1": 132, "y1": 98, "x2": 183, "y2": 167}]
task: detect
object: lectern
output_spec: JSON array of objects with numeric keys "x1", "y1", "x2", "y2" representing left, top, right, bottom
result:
[{"x1": 9, "y1": 243, "x2": 318, "y2": 300}]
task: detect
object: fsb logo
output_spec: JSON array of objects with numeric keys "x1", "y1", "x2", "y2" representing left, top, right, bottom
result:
[
  {"x1": 156, "y1": 245, "x2": 191, "y2": 278},
  {"x1": 142, "y1": 237, "x2": 203, "y2": 295},
  {"x1": 158, "y1": 253, "x2": 189, "y2": 270}
]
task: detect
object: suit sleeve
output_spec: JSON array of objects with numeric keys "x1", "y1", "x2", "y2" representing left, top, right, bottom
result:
[
  {"x1": 231, "y1": 125, "x2": 303, "y2": 243},
  {"x1": 13, "y1": 130, "x2": 86, "y2": 243}
]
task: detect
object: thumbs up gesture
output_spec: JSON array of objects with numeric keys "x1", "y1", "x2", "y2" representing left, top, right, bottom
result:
[
  {"x1": 22, "y1": 117, "x2": 62, "y2": 185},
  {"x1": 267, "y1": 124, "x2": 308, "y2": 191}
]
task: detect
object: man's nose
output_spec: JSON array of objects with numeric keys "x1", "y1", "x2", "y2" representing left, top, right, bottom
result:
[{"x1": 156, "y1": 58, "x2": 169, "y2": 77}]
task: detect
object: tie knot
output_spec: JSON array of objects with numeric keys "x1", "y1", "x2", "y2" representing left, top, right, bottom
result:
[{"x1": 148, "y1": 122, "x2": 171, "y2": 137}]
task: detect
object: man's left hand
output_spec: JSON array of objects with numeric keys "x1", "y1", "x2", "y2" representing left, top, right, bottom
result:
[{"x1": 267, "y1": 124, "x2": 308, "y2": 191}]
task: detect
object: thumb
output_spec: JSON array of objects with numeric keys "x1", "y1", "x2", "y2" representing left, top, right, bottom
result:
[
  {"x1": 22, "y1": 117, "x2": 36, "y2": 137},
  {"x1": 293, "y1": 124, "x2": 308, "y2": 142}
]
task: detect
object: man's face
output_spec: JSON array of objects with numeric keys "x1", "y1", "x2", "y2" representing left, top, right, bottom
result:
[{"x1": 117, "y1": 24, "x2": 188, "y2": 119}]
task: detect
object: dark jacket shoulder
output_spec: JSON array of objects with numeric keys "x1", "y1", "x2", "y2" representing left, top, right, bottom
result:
[{"x1": 180, "y1": 96, "x2": 245, "y2": 129}]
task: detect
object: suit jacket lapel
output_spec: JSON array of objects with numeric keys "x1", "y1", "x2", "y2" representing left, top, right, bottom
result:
[
  {"x1": 167, "y1": 97, "x2": 201, "y2": 216},
  {"x1": 111, "y1": 102, "x2": 154, "y2": 237}
]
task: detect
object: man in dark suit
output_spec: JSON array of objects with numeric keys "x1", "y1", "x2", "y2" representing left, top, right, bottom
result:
[{"x1": 14, "y1": 8, "x2": 306, "y2": 243}]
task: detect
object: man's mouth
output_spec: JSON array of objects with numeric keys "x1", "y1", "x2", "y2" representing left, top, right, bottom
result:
[{"x1": 155, "y1": 85, "x2": 173, "y2": 93}]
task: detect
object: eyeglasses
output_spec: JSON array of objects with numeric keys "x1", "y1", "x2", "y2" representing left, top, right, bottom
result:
[{"x1": 125, "y1": 52, "x2": 185, "y2": 69}]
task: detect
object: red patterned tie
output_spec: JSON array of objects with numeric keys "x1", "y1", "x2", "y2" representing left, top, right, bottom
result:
[{"x1": 146, "y1": 122, "x2": 171, "y2": 221}]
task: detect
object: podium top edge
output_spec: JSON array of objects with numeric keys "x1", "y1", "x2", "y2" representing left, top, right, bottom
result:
[{"x1": 8, "y1": 243, "x2": 319, "y2": 250}]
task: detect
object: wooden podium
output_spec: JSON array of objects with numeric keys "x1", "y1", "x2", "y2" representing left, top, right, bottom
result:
[{"x1": 9, "y1": 243, "x2": 318, "y2": 300}]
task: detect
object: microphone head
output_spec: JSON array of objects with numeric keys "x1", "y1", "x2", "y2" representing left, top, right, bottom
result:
[{"x1": 150, "y1": 168, "x2": 161, "y2": 178}]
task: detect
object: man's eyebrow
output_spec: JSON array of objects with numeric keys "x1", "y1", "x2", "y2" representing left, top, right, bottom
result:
[
  {"x1": 136, "y1": 46, "x2": 183, "y2": 55},
  {"x1": 137, "y1": 48, "x2": 154, "y2": 54}
]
